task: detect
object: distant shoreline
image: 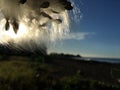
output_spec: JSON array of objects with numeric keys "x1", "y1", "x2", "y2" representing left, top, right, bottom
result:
[{"x1": 74, "y1": 57, "x2": 120, "y2": 64}]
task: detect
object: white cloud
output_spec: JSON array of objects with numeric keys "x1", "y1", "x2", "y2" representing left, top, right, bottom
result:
[{"x1": 61, "y1": 32, "x2": 95, "y2": 40}]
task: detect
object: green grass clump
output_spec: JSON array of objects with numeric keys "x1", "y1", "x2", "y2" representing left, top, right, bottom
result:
[
  {"x1": 0, "y1": 56, "x2": 119, "y2": 90},
  {"x1": 111, "y1": 68, "x2": 120, "y2": 79},
  {"x1": 0, "y1": 59, "x2": 57, "y2": 90},
  {"x1": 0, "y1": 60, "x2": 35, "y2": 90}
]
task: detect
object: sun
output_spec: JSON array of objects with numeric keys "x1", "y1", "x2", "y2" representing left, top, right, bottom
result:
[
  {"x1": 0, "y1": 19, "x2": 28, "y2": 44},
  {"x1": 5, "y1": 22, "x2": 27, "y2": 39}
]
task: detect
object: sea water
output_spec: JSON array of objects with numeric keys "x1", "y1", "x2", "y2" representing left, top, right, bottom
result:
[{"x1": 75, "y1": 57, "x2": 120, "y2": 64}]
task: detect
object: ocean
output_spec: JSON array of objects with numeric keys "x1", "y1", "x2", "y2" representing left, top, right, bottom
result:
[{"x1": 75, "y1": 57, "x2": 120, "y2": 64}]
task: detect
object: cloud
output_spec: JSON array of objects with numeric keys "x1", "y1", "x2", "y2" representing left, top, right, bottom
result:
[{"x1": 61, "y1": 32, "x2": 95, "y2": 40}]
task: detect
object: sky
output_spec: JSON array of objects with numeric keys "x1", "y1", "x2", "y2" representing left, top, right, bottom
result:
[{"x1": 48, "y1": 0, "x2": 120, "y2": 58}]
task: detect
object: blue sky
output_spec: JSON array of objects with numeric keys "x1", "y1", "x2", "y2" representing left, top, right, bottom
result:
[{"x1": 48, "y1": 0, "x2": 120, "y2": 58}]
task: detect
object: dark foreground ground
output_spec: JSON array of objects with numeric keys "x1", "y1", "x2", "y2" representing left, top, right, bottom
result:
[{"x1": 0, "y1": 55, "x2": 120, "y2": 90}]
